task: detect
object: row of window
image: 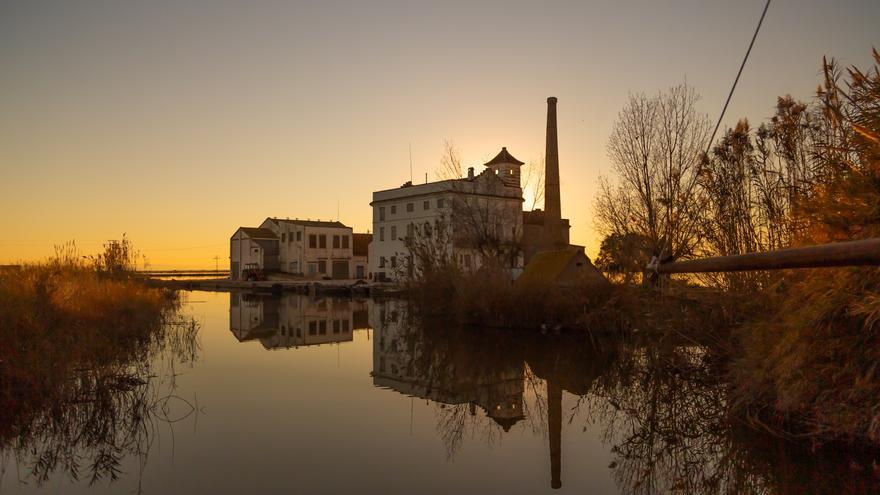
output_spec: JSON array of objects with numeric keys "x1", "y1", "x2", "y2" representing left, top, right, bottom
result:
[
  {"x1": 378, "y1": 221, "x2": 435, "y2": 242},
  {"x1": 279, "y1": 231, "x2": 351, "y2": 250},
  {"x1": 307, "y1": 318, "x2": 351, "y2": 335},
  {"x1": 281, "y1": 231, "x2": 303, "y2": 243},
  {"x1": 276, "y1": 319, "x2": 352, "y2": 339},
  {"x1": 378, "y1": 198, "x2": 445, "y2": 221}
]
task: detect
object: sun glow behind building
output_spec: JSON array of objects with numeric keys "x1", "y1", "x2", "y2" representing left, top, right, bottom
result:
[{"x1": 0, "y1": 0, "x2": 877, "y2": 269}]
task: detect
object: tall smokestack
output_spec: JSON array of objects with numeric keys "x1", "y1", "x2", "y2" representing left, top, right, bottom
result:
[{"x1": 545, "y1": 97, "x2": 561, "y2": 222}]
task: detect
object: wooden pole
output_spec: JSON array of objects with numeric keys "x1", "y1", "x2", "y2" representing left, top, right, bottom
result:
[{"x1": 655, "y1": 238, "x2": 880, "y2": 274}]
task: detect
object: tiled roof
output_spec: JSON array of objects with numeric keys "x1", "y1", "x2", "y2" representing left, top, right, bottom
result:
[
  {"x1": 238, "y1": 227, "x2": 278, "y2": 239},
  {"x1": 484, "y1": 147, "x2": 525, "y2": 166},
  {"x1": 267, "y1": 217, "x2": 348, "y2": 229}
]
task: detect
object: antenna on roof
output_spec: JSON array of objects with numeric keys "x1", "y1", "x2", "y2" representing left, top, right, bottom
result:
[{"x1": 408, "y1": 142, "x2": 413, "y2": 183}]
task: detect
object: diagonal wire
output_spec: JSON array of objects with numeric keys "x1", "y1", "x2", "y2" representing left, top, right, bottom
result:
[{"x1": 705, "y1": 0, "x2": 772, "y2": 156}]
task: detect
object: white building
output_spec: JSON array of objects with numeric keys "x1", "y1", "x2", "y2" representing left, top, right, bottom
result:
[
  {"x1": 230, "y1": 227, "x2": 280, "y2": 279},
  {"x1": 368, "y1": 147, "x2": 525, "y2": 281},
  {"x1": 230, "y1": 218, "x2": 364, "y2": 280},
  {"x1": 259, "y1": 217, "x2": 355, "y2": 279}
]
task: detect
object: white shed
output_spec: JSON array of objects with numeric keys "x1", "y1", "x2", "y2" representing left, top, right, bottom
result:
[{"x1": 230, "y1": 227, "x2": 279, "y2": 280}]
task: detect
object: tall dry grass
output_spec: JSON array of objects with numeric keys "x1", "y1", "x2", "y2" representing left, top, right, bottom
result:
[
  {"x1": 728, "y1": 49, "x2": 880, "y2": 446},
  {"x1": 405, "y1": 264, "x2": 614, "y2": 330},
  {"x1": 0, "y1": 239, "x2": 197, "y2": 483}
]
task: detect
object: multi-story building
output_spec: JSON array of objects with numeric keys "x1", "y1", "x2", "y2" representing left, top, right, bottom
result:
[
  {"x1": 368, "y1": 147, "x2": 525, "y2": 281},
  {"x1": 231, "y1": 217, "x2": 367, "y2": 280},
  {"x1": 259, "y1": 217, "x2": 355, "y2": 279}
]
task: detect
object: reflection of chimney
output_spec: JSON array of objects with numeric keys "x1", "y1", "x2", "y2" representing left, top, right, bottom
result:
[
  {"x1": 545, "y1": 97, "x2": 561, "y2": 222},
  {"x1": 548, "y1": 379, "x2": 562, "y2": 489}
]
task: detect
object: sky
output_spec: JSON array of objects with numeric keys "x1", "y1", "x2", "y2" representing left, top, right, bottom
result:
[{"x1": 1, "y1": 0, "x2": 877, "y2": 269}]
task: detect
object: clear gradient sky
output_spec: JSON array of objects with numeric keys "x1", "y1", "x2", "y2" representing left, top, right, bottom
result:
[{"x1": 1, "y1": 0, "x2": 877, "y2": 268}]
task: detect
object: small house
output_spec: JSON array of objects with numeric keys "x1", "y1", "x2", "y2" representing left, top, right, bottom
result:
[
  {"x1": 230, "y1": 227, "x2": 279, "y2": 280},
  {"x1": 516, "y1": 246, "x2": 609, "y2": 291}
]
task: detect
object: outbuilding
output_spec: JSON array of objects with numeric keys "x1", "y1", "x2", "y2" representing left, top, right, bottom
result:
[
  {"x1": 230, "y1": 227, "x2": 280, "y2": 280},
  {"x1": 516, "y1": 245, "x2": 609, "y2": 291}
]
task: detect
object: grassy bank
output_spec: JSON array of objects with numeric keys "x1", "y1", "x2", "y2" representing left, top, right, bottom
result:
[{"x1": 0, "y1": 245, "x2": 199, "y2": 483}]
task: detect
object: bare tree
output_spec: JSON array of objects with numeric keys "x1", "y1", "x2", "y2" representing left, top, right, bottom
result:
[
  {"x1": 521, "y1": 156, "x2": 546, "y2": 210},
  {"x1": 594, "y1": 84, "x2": 711, "y2": 263},
  {"x1": 436, "y1": 140, "x2": 463, "y2": 180}
]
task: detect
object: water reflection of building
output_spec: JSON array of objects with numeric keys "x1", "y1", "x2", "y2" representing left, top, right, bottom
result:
[
  {"x1": 229, "y1": 292, "x2": 368, "y2": 350},
  {"x1": 369, "y1": 300, "x2": 525, "y2": 431}
]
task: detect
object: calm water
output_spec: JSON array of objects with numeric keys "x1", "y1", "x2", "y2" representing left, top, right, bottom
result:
[{"x1": 2, "y1": 291, "x2": 877, "y2": 494}]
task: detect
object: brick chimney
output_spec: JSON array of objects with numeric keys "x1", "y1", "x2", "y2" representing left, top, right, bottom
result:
[{"x1": 545, "y1": 97, "x2": 561, "y2": 222}]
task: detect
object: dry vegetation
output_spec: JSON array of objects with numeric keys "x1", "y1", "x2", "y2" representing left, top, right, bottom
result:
[
  {"x1": 0, "y1": 238, "x2": 199, "y2": 484},
  {"x1": 596, "y1": 48, "x2": 880, "y2": 447},
  {"x1": 727, "y1": 50, "x2": 880, "y2": 446}
]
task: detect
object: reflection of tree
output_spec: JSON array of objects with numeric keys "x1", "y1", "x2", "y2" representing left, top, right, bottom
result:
[
  {"x1": 589, "y1": 343, "x2": 758, "y2": 494},
  {"x1": 371, "y1": 301, "x2": 880, "y2": 493},
  {"x1": 582, "y1": 337, "x2": 880, "y2": 494},
  {"x1": 1, "y1": 309, "x2": 200, "y2": 490}
]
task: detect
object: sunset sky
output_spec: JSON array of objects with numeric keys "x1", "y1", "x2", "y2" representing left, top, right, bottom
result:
[{"x1": 1, "y1": 0, "x2": 877, "y2": 269}]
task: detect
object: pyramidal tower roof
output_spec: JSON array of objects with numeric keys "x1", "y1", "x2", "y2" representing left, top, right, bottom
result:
[{"x1": 484, "y1": 147, "x2": 525, "y2": 167}]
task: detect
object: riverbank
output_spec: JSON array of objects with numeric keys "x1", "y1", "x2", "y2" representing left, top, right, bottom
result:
[
  {"x1": 0, "y1": 263, "x2": 193, "y2": 440},
  {"x1": 143, "y1": 275, "x2": 405, "y2": 297}
]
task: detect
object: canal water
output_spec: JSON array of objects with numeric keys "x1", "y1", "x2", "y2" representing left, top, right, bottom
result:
[{"x1": 2, "y1": 291, "x2": 876, "y2": 494}]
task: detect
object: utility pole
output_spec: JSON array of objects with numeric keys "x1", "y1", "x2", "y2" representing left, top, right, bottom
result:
[{"x1": 213, "y1": 255, "x2": 219, "y2": 273}]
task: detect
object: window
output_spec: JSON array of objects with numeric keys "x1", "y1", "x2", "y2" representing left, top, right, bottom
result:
[
  {"x1": 319, "y1": 235, "x2": 326, "y2": 248},
  {"x1": 379, "y1": 207, "x2": 385, "y2": 221},
  {"x1": 342, "y1": 319, "x2": 349, "y2": 332},
  {"x1": 423, "y1": 200, "x2": 430, "y2": 210},
  {"x1": 391, "y1": 226, "x2": 397, "y2": 240},
  {"x1": 406, "y1": 203, "x2": 414, "y2": 212},
  {"x1": 437, "y1": 198, "x2": 444, "y2": 208},
  {"x1": 342, "y1": 235, "x2": 349, "y2": 249},
  {"x1": 309, "y1": 234, "x2": 317, "y2": 248},
  {"x1": 379, "y1": 256, "x2": 386, "y2": 268},
  {"x1": 318, "y1": 260, "x2": 327, "y2": 273},
  {"x1": 333, "y1": 235, "x2": 340, "y2": 248},
  {"x1": 309, "y1": 321, "x2": 317, "y2": 335},
  {"x1": 406, "y1": 223, "x2": 414, "y2": 239},
  {"x1": 319, "y1": 321, "x2": 326, "y2": 335},
  {"x1": 379, "y1": 227, "x2": 385, "y2": 242},
  {"x1": 391, "y1": 205, "x2": 397, "y2": 214},
  {"x1": 308, "y1": 263, "x2": 317, "y2": 274},
  {"x1": 333, "y1": 320, "x2": 340, "y2": 333},
  {"x1": 391, "y1": 256, "x2": 397, "y2": 268},
  {"x1": 291, "y1": 261, "x2": 299, "y2": 273},
  {"x1": 281, "y1": 233, "x2": 286, "y2": 242},
  {"x1": 296, "y1": 231, "x2": 302, "y2": 241}
]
